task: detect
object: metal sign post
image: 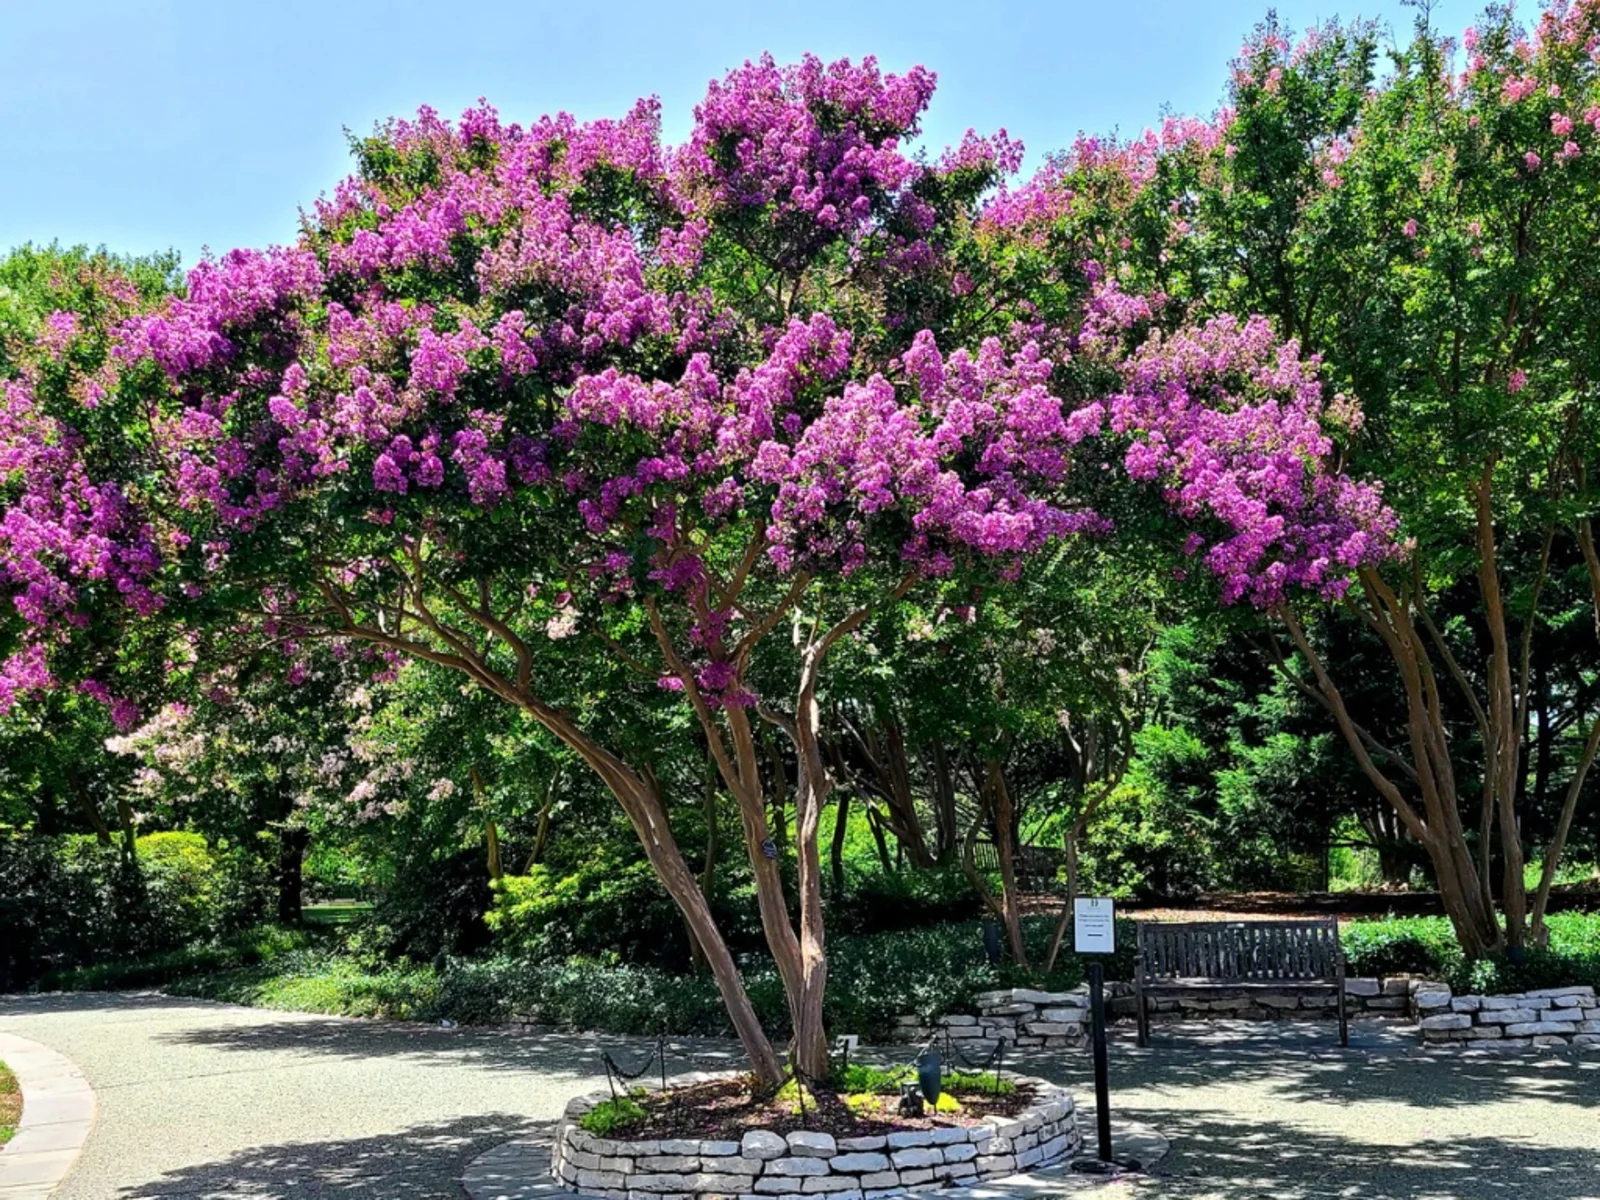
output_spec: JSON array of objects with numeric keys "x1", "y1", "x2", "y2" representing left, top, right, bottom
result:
[{"x1": 1071, "y1": 897, "x2": 1126, "y2": 1173}]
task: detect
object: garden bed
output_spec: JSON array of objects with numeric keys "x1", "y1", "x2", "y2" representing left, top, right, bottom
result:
[
  {"x1": 553, "y1": 1069, "x2": 1080, "y2": 1199},
  {"x1": 0, "y1": 1060, "x2": 18, "y2": 1146}
]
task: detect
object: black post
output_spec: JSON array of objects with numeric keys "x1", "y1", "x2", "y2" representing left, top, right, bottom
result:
[{"x1": 1089, "y1": 961, "x2": 1112, "y2": 1162}]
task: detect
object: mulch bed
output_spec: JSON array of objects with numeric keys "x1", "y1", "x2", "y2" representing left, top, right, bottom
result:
[
  {"x1": 612, "y1": 1076, "x2": 1037, "y2": 1142},
  {"x1": 0, "y1": 1061, "x2": 20, "y2": 1145}
]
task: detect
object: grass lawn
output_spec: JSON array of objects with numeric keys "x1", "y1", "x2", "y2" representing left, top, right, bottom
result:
[
  {"x1": 0, "y1": 1060, "x2": 19, "y2": 1145},
  {"x1": 302, "y1": 901, "x2": 373, "y2": 926}
]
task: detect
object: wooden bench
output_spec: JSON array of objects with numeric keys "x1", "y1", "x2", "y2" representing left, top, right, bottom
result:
[{"x1": 1133, "y1": 918, "x2": 1347, "y2": 1047}]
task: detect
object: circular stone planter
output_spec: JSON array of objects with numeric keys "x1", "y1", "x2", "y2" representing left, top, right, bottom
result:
[{"x1": 552, "y1": 1071, "x2": 1082, "y2": 1200}]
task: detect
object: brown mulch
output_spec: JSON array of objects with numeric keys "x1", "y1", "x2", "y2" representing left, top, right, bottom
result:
[{"x1": 612, "y1": 1077, "x2": 1037, "y2": 1142}]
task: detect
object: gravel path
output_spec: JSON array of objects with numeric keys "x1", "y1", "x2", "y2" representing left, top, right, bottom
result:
[{"x1": 1, "y1": 994, "x2": 1596, "y2": 1198}]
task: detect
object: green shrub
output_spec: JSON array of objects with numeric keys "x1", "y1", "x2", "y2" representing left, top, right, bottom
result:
[
  {"x1": 1340, "y1": 913, "x2": 1600, "y2": 995},
  {"x1": 580, "y1": 1095, "x2": 646, "y2": 1137},
  {"x1": 0, "y1": 832, "x2": 269, "y2": 990}
]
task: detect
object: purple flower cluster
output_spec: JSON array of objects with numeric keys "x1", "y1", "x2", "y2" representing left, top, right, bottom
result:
[
  {"x1": 1110, "y1": 315, "x2": 1399, "y2": 606},
  {"x1": 0, "y1": 52, "x2": 1403, "y2": 720}
]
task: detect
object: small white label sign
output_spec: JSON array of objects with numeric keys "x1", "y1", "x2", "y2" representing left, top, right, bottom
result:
[{"x1": 1073, "y1": 897, "x2": 1116, "y2": 954}]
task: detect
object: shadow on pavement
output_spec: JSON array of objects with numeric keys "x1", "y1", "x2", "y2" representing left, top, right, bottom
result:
[
  {"x1": 1133, "y1": 1104, "x2": 1600, "y2": 1200},
  {"x1": 116, "y1": 1114, "x2": 552, "y2": 1198},
  {"x1": 1021, "y1": 1020, "x2": 1600, "y2": 1112},
  {"x1": 151, "y1": 1013, "x2": 745, "y2": 1081}
]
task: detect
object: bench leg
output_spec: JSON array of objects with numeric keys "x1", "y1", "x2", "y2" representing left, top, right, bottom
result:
[
  {"x1": 1135, "y1": 977, "x2": 1149, "y2": 1047},
  {"x1": 1338, "y1": 981, "x2": 1349, "y2": 1047}
]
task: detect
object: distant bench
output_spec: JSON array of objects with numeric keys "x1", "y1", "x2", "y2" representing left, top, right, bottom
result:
[{"x1": 1133, "y1": 918, "x2": 1348, "y2": 1047}]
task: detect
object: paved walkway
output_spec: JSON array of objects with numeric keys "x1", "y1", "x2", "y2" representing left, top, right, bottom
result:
[{"x1": 1, "y1": 993, "x2": 1596, "y2": 1198}]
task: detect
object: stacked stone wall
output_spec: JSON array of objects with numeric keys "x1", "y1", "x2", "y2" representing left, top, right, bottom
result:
[
  {"x1": 1415, "y1": 984, "x2": 1599, "y2": 1047},
  {"x1": 552, "y1": 1073, "x2": 1081, "y2": 1200}
]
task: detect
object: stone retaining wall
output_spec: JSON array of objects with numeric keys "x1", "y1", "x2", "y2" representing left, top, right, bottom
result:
[
  {"x1": 893, "y1": 989, "x2": 1091, "y2": 1049},
  {"x1": 890, "y1": 977, "x2": 1426, "y2": 1044},
  {"x1": 552, "y1": 1073, "x2": 1082, "y2": 1200},
  {"x1": 1415, "y1": 984, "x2": 1599, "y2": 1047}
]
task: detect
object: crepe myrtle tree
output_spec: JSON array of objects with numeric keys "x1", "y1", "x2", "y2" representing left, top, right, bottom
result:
[
  {"x1": 993, "y1": 0, "x2": 1600, "y2": 956},
  {"x1": 0, "y1": 56, "x2": 1394, "y2": 1081}
]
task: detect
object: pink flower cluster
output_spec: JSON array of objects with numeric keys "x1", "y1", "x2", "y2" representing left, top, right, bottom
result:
[{"x1": 1109, "y1": 315, "x2": 1399, "y2": 606}]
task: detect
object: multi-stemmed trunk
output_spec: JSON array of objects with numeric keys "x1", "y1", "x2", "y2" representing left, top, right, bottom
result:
[{"x1": 1278, "y1": 492, "x2": 1600, "y2": 958}]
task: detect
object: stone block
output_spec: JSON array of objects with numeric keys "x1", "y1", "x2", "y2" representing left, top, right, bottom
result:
[
  {"x1": 766, "y1": 1157, "x2": 831, "y2": 1177},
  {"x1": 787, "y1": 1132, "x2": 837, "y2": 1158},
  {"x1": 577, "y1": 1170, "x2": 626, "y2": 1190},
  {"x1": 898, "y1": 1169, "x2": 933, "y2": 1186},
  {"x1": 1573, "y1": 1034, "x2": 1600, "y2": 1045},
  {"x1": 801, "y1": 1178, "x2": 862, "y2": 1194},
  {"x1": 975, "y1": 1154, "x2": 1016, "y2": 1174},
  {"x1": 638, "y1": 1156, "x2": 699, "y2": 1173},
  {"x1": 923, "y1": 1127, "x2": 969, "y2": 1146},
  {"x1": 1450, "y1": 996, "x2": 1482, "y2": 1014},
  {"x1": 938, "y1": 1014, "x2": 977, "y2": 1026},
  {"x1": 1413, "y1": 990, "x2": 1452, "y2": 1011},
  {"x1": 703, "y1": 1141, "x2": 742, "y2": 1157},
  {"x1": 1039, "y1": 1007, "x2": 1087, "y2": 1022},
  {"x1": 885, "y1": 1130, "x2": 934, "y2": 1149},
  {"x1": 1526, "y1": 986, "x2": 1595, "y2": 999},
  {"x1": 570, "y1": 1151, "x2": 602, "y2": 1171},
  {"x1": 702, "y1": 1156, "x2": 762, "y2": 1176},
  {"x1": 830, "y1": 1154, "x2": 890, "y2": 1174},
  {"x1": 742, "y1": 1131, "x2": 788, "y2": 1161},
  {"x1": 1382, "y1": 977, "x2": 1411, "y2": 996},
  {"x1": 1476, "y1": 1008, "x2": 1538, "y2": 1025},
  {"x1": 942, "y1": 1144, "x2": 977, "y2": 1163},
  {"x1": 598, "y1": 1158, "x2": 636, "y2": 1175},
  {"x1": 836, "y1": 1137, "x2": 886, "y2": 1152},
  {"x1": 943, "y1": 1026, "x2": 986, "y2": 1040},
  {"x1": 627, "y1": 1175, "x2": 692, "y2": 1193},
  {"x1": 1577, "y1": 1020, "x2": 1600, "y2": 1034},
  {"x1": 1539, "y1": 1007, "x2": 1583, "y2": 1024},
  {"x1": 1258, "y1": 994, "x2": 1302, "y2": 1010},
  {"x1": 1505, "y1": 1021, "x2": 1578, "y2": 1037},
  {"x1": 981, "y1": 1003, "x2": 1035, "y2": 1017},
  {"x1": 1533, "y1": 1035, "x2": 1572, "y2": 1047},
  {"x1": 1015, "y1": 1145, "x2": 1044, "y2": 1170},
  {"x1": 1463, "y1": 1025, "x2": 1503, "y2": 1039},
  {"x1": 755, "y1": 1180, "x2": 809, "y2": 1194},
  {"x1": 1010, "y1": 988, "x2": 1077, "y2": 1005},
  {"x1": 1419, "y1": 1013, "x2": 1471, "y2": 1031},
  {"x1": 940, "y1": 1162, "x2": 978, "y2": 1180},
  {"x1": 1366, "y1": 996, "x2": 1408, "y2": 1011},
  {"x1": 858, "y1": 1172, "x2": 899, "y2": 1189},
  {"x1": 1344, "y1": 977, "x2": 1381, "y2": 997},
  {"x1": 1038, "y1": 1133, "x2": 1071, "y2": 1162},
  {"x1": 1478, "y1": 996, "x2": 1528, "y2": 1011},
  {"x1": 889, "y1": 1147, "x2": 943, "y2": 1169}
]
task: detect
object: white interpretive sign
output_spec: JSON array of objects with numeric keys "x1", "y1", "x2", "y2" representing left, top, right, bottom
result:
[{"x1": 1073, "y1": 897, "x2": 1116, "y2": 954}]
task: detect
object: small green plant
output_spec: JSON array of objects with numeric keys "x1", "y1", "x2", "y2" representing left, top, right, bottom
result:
[
  {"x1": 0, "y1": 1060, "x2": 18, "y2": 1145},
  {"x1": 580, "y1": 1094, "x2": 647, "y2": 1137}
]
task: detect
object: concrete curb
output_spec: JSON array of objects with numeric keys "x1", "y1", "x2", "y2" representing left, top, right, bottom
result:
[
  {"x1": 0, "y1": 1031, "x2": 96, "y2": 1199},
  {"x1": 462, "y1": 1114, "x2": 1169, "y2": 1200}
]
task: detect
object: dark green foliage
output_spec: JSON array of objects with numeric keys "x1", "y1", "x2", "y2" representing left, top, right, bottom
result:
[
  {"x1": 0, "y1": 832, "x2": 269, "y2": 990},
  {"x1": 1341, "y1": 914, "x2": 1600, "y2": 994},
  {"x1": 365, "y1": 846, "x2": 494, "y2": 963}
]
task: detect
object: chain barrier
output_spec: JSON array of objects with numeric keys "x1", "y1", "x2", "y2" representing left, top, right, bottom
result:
[{"x1": 599, "y1": 1034, "x2": 667, "y2": 1099}]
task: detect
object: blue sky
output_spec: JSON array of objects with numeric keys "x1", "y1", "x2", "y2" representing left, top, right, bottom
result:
[{"x1": 3, "y1": 0, "x2": 1467, "y2": 266}]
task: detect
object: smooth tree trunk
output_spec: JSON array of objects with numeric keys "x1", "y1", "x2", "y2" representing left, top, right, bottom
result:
[
  {"x1": 277, "y1": 826, "x2": 310, "y2": 924},
  {"x1": 830, "y1": 791, "x2": 850, "y2": 894}
]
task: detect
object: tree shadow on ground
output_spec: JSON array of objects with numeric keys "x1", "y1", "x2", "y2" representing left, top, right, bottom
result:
[
  {"x1": 115, "y1": 1114, "x2": 550, "y2": 1198},
  {"x1": 1020, "y1": 1020, "x2": 1600, "y2": 1113},
  {"x1": 1129, "y1": 1103, "x2": 1600, "y2": 1200},
  {"x1": 152, "y1": 1012, "x2": 744, "y2": 1080}
]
